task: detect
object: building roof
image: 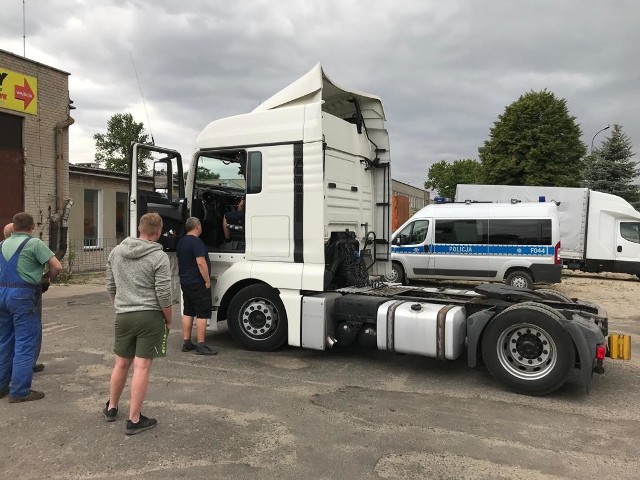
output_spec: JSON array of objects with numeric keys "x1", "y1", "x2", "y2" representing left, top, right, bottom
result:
[
  {"x1": 0, "y1": 48, "x2": 70, "y2": 76},
  {"x1": 70, "y1": 165, "x2": 151, "y2": 181}
]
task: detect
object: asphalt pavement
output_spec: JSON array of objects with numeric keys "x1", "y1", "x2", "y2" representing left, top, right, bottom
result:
[{"x1": 1, "y1": 280, "x2": 639, "y2": 479}]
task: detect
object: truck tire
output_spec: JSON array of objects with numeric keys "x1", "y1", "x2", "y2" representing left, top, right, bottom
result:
[
  {"x1": 505, "y1": 270, "x2": 533, "y2": 289},
  {"x1": 385, "y1": 262, "x2": 407, "y2": 285},
  {"x1": 534, "y1": 288, "x2": 573, "y2": 303},
  {"x1": 481, "y1": 302, "x2": 575, "y2": 395},
  {"x1": 227, "y1": 284, "x2": 288, "y2": 351}
]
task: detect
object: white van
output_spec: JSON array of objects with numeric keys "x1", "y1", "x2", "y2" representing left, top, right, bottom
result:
[{"x1": 388, "y1": 202, "x2": 562, "y2": 288}]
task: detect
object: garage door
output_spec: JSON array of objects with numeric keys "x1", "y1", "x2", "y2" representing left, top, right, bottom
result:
[{"x1": 0, "y1": 112, "x2": 24, "y2": 233}]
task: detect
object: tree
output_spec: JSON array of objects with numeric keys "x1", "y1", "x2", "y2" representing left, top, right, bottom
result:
[
  {"x1": 478, "y1": 90, "x2": 586, "y2": 186},
  {"x1": 583, "y1": 124, "x2": 640, "y2": 208},
  {"x1": 184, "y1": 165, "x2": 221, "y2": 184},
  {"x1": 425, "y1": 159, "x2": 482, "y2": 199},
  {"x1": 93, "y1": 113, "x2": 152, "y2": 175}
]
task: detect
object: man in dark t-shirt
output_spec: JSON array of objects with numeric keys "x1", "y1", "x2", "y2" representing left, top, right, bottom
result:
[{"x1": 176, "y1": 217, "x2": 216, "y2": 355}]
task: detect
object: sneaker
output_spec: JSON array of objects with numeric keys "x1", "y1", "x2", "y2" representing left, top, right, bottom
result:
[
  {"x1": 33, "y1": 363, "x2": 45, "y2": 373},
  {"x1": 181, "y1": 341, "x2": 195, "y2": 352},
  {"x1": 103, "y1": 401, "x2": 118, "y2": 422},
  {"x1": 0, "y1": 384, "x2": 8, "y2": 399},
  {"x1": 8, "y1": 390, "x2": 45, "y2": 403},
  {"x1": 125, "y1": 414, "x2": 157, "y2": 435},
  {"x1": 194, "y1": 344, "x2": 217, "y2": 356}
]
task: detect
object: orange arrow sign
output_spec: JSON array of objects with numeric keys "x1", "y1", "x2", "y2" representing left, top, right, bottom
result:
[{"x1": 14, "y1": 78, "x2": 34, "y2": 108}]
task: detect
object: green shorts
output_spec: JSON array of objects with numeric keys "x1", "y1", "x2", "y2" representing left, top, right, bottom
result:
[{"x1": 113, "y1": 310, "x2": 168, "y2": 359}]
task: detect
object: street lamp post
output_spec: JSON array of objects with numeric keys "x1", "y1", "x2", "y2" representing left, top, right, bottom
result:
[{"x1": 590, "y1": 124, "x2": 610, "y2": 153}]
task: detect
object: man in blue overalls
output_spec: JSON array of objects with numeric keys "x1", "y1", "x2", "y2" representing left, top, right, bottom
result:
[{"x1": 0, "y1": 212, "x2": 62, "y2": 402}]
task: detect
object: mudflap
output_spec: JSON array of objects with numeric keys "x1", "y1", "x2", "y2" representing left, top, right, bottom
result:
[
  {"x1": 561, "y1": 316, "x2": 606, "y2": 393},
  {"x1": 466, "y1": 308, "x2": 497, "y2": 368}
]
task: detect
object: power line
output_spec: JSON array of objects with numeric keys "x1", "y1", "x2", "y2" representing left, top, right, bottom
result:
[{"x1": 130, "y1": 51, "x2": 155, "y2": 144}]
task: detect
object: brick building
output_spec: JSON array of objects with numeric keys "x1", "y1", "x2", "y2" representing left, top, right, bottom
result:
[{"x1": 0, "y1": 49, "x2": 74, "y2": 256}]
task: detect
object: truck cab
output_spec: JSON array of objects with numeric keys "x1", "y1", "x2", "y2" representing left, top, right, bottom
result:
[{"x1": 129, "y1": 64, "x2": 391, "y2": 348}]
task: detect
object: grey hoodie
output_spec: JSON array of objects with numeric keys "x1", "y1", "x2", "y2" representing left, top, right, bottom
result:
[{"x1": 106, "y1": 236, "x2": 172, "y2": 314}]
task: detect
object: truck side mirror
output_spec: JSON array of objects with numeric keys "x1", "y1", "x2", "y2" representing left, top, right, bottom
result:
[{"x1": 153, "y1": 159, "x2": 171, "y2": 198}]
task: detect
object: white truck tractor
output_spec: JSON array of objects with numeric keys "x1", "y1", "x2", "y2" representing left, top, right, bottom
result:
[{"x1": 128, "y1": 64, "x2": 628, "y2": 395}]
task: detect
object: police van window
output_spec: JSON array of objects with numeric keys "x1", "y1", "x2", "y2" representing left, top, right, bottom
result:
[
  {"x1": 620, "y1": 222, "x2": 640, "y2": 243},
  {"x1": 410, "y1": 220, "x2": 429, "y2": 244},
  {"x1": 435, "y1": 220, "x2": 488, "y2": 244},
  {"x1": 246, "y1": 151, "x2": 262, "y2": 194},
  {"x1": 489, "y1": 219, "x2": 552, "y2": 245},
  {"x1": 397, "y1": 223, "x2": 413, "y2": 245}
]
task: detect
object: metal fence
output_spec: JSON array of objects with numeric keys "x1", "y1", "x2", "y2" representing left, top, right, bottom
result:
[{"x1": 67, "y1": 237, "x2": 122, "y2": 272}]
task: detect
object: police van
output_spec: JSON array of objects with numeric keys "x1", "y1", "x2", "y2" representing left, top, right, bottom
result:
[{"x1": 387, "y1": 202, "x2": 562, "y2": 288}]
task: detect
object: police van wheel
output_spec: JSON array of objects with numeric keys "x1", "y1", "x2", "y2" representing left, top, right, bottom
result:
[
  {"x1": 505, "y1": 270, "x2": 533, "y2": 289},
  {"x1": 481, "y1": 302, "x2": 575, "y2": 396},
  {"x1": 227, "y1": 284, "x2": 288, "y2": 351},
  {"x1": 385, "y1": 262, "x2": 406, "y2": 285}
]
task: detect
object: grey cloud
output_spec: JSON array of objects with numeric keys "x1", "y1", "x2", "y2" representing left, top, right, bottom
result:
[{"x1": 1, "y1": 0, "x2": 638, "y2": 187}]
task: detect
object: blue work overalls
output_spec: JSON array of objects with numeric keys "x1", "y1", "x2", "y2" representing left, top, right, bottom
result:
[{"x1": 0, "y1": 238, "x2": 42, "y2": 398}]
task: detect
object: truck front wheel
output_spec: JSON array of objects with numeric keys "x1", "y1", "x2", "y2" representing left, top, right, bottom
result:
[
  {"x1": 481, "y1": 303, "x2": 575, "y2": 395},
  {"x1": 227, "y1": 284, "x2": 288, "y2": 351}
]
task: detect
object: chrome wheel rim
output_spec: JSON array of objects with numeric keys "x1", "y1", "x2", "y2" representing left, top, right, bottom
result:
[
  {"x1": 496, "y1": 323, "x2": 557, "y2": 380},
  {"x1": 510, "y1": 276, "x2": 530, "y2": 289},
  {"x1": 239, "y1": 297, "x2": 279, "y2": 340},
  {"x1": 386, "y1": 266, "x2": 400, "y2": 283}
]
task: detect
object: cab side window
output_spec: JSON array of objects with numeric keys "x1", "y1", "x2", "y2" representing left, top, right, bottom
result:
[
  {"x1": 410, "y1": 220, "x2": 429, "y2": 244},
  {"x1": 397, "y1": 220, "x2": 429, "y2": 245},
  {"x1": 620, "y1": 222, "x2": 640, "y2": 243},
  {"x1": 397, "y1": 223, "x2": 413, "y2": 245}
]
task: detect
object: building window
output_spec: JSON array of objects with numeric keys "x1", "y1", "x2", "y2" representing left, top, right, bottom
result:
[
  {"x1": 84, "y1": 189, "x2": 102, "y2": 248},
  {"x1": 116, "y1": 192, "x2": 129, "y2": 241}
]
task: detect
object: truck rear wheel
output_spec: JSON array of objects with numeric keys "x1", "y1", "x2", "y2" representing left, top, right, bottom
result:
[
  {"x1": 481, "y1": 303, "x2": 575, "y2": 395},
  {"x1": 227, "y1": 284, "x2": 288, "y2": 351},
  {"x1": 505, "y1": 269, "x2": 533, "y2": 289}
]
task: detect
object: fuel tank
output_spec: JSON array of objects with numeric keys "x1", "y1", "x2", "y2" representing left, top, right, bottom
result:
[{"x1": 376, "y1": 301, "x2": 466, "y2": 360}]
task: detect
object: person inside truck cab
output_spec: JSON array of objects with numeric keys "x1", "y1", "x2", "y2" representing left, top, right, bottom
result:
[{"x1": 222, "y1": 196, "x2": 245, "y2": 250}]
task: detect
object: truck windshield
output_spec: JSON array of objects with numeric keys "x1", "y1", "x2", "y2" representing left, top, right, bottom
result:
[{"x1": 193, "y1": 151, "x2": 246, "y2": 192}]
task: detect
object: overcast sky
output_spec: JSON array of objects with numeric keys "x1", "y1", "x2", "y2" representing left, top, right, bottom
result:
[{"x1": 1, "y1": 0, "x2": 638, "y2": 189}]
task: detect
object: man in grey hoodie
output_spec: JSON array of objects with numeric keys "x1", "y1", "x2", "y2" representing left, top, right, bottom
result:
[{"x1": 103, "y1": 213, "x2": 173, "y2": 435}]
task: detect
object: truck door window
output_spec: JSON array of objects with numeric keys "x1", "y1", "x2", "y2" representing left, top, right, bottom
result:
[
  {"x1": 193, "y1": 150, "x2": 247, "y2": 249},
  {"x1": 620, "y1": 222, "x2": 640, "y2": 243}
]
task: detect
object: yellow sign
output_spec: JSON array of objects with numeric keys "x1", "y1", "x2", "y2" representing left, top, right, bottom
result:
[{"x1": 0, "y1": 67, "x2": 38, "y2": 115}]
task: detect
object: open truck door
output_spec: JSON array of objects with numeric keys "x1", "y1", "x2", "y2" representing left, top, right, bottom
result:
[{"x1": 129, "y1": 143, "x2": 186, "y2": 250}]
